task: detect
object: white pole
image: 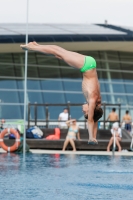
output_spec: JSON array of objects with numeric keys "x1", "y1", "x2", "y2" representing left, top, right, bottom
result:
[
  {"x1": 112, "y1": 132, "x2": 116, "y2": 156},
  {"x1": 23, "y1": 0, "x2": 29, "y2": 156}
]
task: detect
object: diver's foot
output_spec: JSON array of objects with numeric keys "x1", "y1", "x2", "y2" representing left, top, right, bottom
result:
[
  {"x1": 20, "y1": 42, "x2": 36, "y2": 51},
  {"x1": 33, "y1": 41, "x2": 39, "y2": 46},
  {"x1": 93, "y1": 138, "x2": 98, "y2": 143},
  {"x1": 88, "y1": 140, "x2": 98, "y2": 145}
]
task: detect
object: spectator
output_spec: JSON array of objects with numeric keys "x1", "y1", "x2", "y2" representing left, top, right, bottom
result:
[
  {"x1": 0, "y1": 119, "x2": 6, "y2": 132},
  {"x1": 122, "y1": 110, "x2": 132, "y2": 133},
  {"x1": 107, "y1": 122, "x2": 122, "y2": 152},
  {"x1": 107, "y1": 108, "x2": 119, "y2": 129},
  {"x1": 58, "y1": 108, "x2": 69, "y2": 129},
  {"x1": 62, "y1": 119, "x2": 80, "y2": 151}
]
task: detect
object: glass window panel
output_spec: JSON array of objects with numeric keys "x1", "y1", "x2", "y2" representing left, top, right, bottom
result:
[
  {"x1": 101, "y1": 94, "x2": 110, "y2": 103},
  {"x1": 37, "y1": 54, "x2": 59, "y2": 66},
  {"x1": 27, "y1": 80, "x2": 41, "y2": 90},
  {"x1": 66, "y1": 93, "x2": 85, "y2": 104},
  {"x1": 111, "y1": 80, "x2": 124, "y2": 84},
  {"x1": 107, "y1": 62, "x2": 121, "y2": 70},
  {"x1": 0, "y1": 91, "x2": 20, "y2": 103},
  {"x1": 35, "y1": 106, "x2": 46, "y2": 120},
  {"x1": 13, "y1": 53, "x2": 23, "y2": 64},
  {"x1": 99, "y1": 82, "x2": 105, "y2": 92},
  {"x1": 120, "y1": 64, "x2": 133, "y2": 71},
  {"x1": 60, "y1": 68, "x2": 82, "y2": 79},
  {"x1": 13, "y1": 65, "x2": 23, "y2": 77},
  {"x1": 127, "y1": 96, "x2": 133, "y2": 106},
  {"x1": 43, "y1": 92, "x2": 65, "y2": 103},
  {"x1": 122, "y1": 73, "x2": 133, "y2": 81},
  {"x1": 63, "y1": 81, "x2": 82, "y2": 91},
  {"x1": 18, "y1": 92, "x2": 24, "y2": 103},
  {"x1": 0, "y1": 105, "x2": 22, "y2": 119},
  {"x1": 27, "y1": 66, "x2": 39, "y2": 78},
  {"x1": 29, "y1": 106, "x2": 46, "y2": 122},
  {"x1": 113, "y1": 95, "x2": 128, "y2": 105},
  {"x1": 0, "y1": 64, "x2": 15, "y2": 76},
  {"x1": 125, "y1": 84, "x2": 133, "y2": 93},
  {"x1": 41, "y1": 79, "x2": 63, "y2": 90},
  {"x1": 17, "y1": 79, "x2": 24, "y2": 89},
  {"x1": 48, "y1": 106, "x2": 67, "y2": 120},
  {"x1": 0, "y1": 53, "x2": 13, "y2": 63},
  {"x1": 112, "y1": 83, "x2": 125, "y2": 93},
  {"x1": 0, "y1": 79, "x2": 17, "y2": 89},
  {"x1": 38, "y1": 66, "x2": 61, "y2": 78},
  {"x1": 69, "y1": 106, "x2": 83, "y2": 120},
  {"x1": 97, "y1": 71, "x2": 108, "y2": 81},
  {"x1": 98, "y1": 51, "x2": 107, "y2": 60},
  {"x1": 0, "y1": 65, "x2": 24, "y2": 78},
  {"x1": 100, "y1": 82, "x2": 110, "y2": 93},
  {"x1": 28, "y1": 53, "x2": 37, "y2": 65},
  {"x1": 96, "y1": 61, "x2": 106, "y2": 69},
  {"x1": 28, "y1": 105, "x2": 35, "y2": 120},
  {"x1": 107, "y1": 51, "x2": 119, "y2": 61},
  {"x1": 110, "y1": 72, "x2": 123, "y2": 80},
  {"x1": 28, "y1": 92, "x2": 43, "y2": 104},
  {"x1": 119, "y1": 52, "x2": 133, "y2": 62},
  {"x1": 0, "y1": 91, "x2": 23, "y2": 103}
]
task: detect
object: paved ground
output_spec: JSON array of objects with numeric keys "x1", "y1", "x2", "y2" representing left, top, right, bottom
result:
[{"x1": 0, "y1": 148, "x2": 133, "y2": 156}]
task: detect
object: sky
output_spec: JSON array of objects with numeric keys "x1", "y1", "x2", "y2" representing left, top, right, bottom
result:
[{"x1": 0, "y1": 0, "x2": 133, "y2": 27}]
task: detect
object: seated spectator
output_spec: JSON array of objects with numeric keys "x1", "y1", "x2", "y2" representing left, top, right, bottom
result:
[
  {"x1": 58, "y1": 108, "x2": 69, "y2": 129},
  {"x1": 62, "y1": 119, "x2": 80, "y2": 151},
  {"x1": 107, "y1": 122, "x2": 122, "y2": 152},
  {"x1": 122, "y1": 110, "x2": 132, "y2": 133}
]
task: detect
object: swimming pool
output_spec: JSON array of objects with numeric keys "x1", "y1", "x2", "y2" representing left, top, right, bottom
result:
[{"x1": 0, "y1": 153, "x2": 133, "y2": 200}]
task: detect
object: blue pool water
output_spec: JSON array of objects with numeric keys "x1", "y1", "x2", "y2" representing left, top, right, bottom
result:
[{"x1": 0, "y1": 153, "x2": 133, "y2": 200}]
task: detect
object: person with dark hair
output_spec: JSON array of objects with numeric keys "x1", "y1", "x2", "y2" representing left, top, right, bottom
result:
[
  {"x1": 58, "y1": 108, "x2": 69, "y2": 129},
  {"x1": 122, "y1": 110, "x2": 132, "y2": 133},
  {"x1": 107, "y1": 108, "x2": 119, "y2": 129},
  {"x1": 20, "y1": 42, "x2": 103, "y2": 144}
]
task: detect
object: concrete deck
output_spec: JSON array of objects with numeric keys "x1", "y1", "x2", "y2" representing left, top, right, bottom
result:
[{"x1": 0, "y1": 148, "x2": 133, "y2": 156}]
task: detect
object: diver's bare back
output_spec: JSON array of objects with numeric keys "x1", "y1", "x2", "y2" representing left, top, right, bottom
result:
[{"x1": 82, "y1": 69, "x2": 101, "y2": 105}]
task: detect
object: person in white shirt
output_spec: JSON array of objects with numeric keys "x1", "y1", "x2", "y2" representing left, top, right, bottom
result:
[
  {"x1": 58, "y1": 108, "x2": 69, "y2": 129},
  {"x1": 107, "y1": 122, "x2": 122, "y2": 152}
]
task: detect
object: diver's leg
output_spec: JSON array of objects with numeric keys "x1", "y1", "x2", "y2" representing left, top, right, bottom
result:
[
  {"x1": 20, "y1": 42, "x2": 84, "y2": 69},
  {"x1": 93, "y1": 121, "x2": 98, "y2": 142}
]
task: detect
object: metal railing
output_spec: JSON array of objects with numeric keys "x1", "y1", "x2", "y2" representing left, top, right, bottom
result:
[{"x1": 28, "y1": 103, "x2": 121, "y2": 129}]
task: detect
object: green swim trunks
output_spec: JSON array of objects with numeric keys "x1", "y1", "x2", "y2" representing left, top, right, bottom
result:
[{"x1": 80, "y1": 56, "x2": 96, "y2": 73}]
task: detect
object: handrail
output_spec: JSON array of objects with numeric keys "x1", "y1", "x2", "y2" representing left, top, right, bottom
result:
[{"x1": 28, "y1": 102, "x2": 121, "y2": 129}]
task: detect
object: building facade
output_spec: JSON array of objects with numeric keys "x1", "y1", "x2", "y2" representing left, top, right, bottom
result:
[{"x1": 0, "y1": 24, "x2": 133, "y2": 121}]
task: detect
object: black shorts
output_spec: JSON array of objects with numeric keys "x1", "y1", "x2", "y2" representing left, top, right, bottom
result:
[{"x1": 84, "y1": 107, "x2": 103, "y2": 122}]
